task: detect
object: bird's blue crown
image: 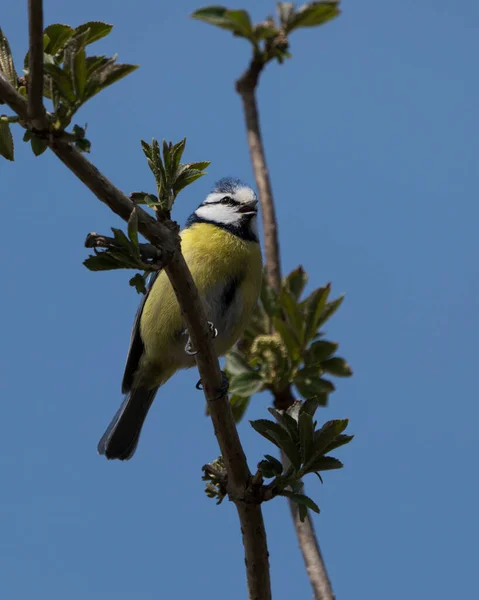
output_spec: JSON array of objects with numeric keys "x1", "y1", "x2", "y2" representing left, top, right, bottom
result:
[{"x1": 211, "y1": 177, "x2": 249, "y2": 195}]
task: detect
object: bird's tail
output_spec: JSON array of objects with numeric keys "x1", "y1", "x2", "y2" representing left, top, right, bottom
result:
[{"x1": 97, "y1": 386, "x2": 158, "y2": 460}]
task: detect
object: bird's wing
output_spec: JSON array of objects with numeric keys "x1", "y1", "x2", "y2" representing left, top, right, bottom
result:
[{"x1": 121, "y1": 271, "x2": 160, "y2": 393}]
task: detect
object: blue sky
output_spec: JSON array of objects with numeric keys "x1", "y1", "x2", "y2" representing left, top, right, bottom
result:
[{"x1": 1, "y1": 1, "x2": 478, "y2": 598}]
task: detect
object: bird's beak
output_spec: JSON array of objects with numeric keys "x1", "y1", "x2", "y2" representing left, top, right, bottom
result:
[{"x1": 237, "y1": 200, "x2": 258, "y2": 214}]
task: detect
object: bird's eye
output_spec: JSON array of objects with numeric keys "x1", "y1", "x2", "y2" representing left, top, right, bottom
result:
[{"x1": 220, "y1": 196, "x2": 233, "y2": 204}]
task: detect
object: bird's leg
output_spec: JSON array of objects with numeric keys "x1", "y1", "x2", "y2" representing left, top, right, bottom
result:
[
  {"x1": 184, "y1": 321, "x2": 218, "y2": 356},
  {"x1": 196, "y1": 371, "x2": 230, "y2": 400}
]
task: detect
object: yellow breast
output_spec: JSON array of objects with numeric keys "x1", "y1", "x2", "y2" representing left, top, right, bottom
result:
[{"x1": 139, "y1": 222, "x2": 262, "y2": 377}]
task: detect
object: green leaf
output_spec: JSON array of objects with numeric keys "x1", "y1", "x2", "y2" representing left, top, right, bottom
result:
[
  {"x1": 294, "y1": 367, "x2": 335, "y2": 400},
  {"x1": 252, "y1": 23, "x2": 278, "y2": 41},
  {"x1": 162, "y1": 140, "x2": 171, "y2": 175},
  {"x1": 229, "y1": 371, "x2": 264, "y2": 397},
  {"x1": 230, "y1": 394, "x2": 251, "y2": 423},
  {"x1": 312, "y1": 419, "x2": 349, "y2": 457},
  {"x1": 83, "y1": 251, "x2": 125, "y2": 271},
  {"x1": 299, "y1": 411, "x2": 314, "y2": 465},
  {"x1": 127, "y1": 208, "x2": 139, "y2": 254},
  {"x1": 280, "y1": 491, "x2": 320, "y2": 514},
  {"x1": 268, "y1": 407, "x2": 299, "y2": 444},
  {"x1": 323, "y1": 434, "x2": 354, "y2": 454},
  {"x1": 84, "y1": 61, "x2": 138, "y2": 101},
  {"x1": 185, "y1": 161, "x2": 210, "y2": 171},
  {"x1": 250, "y1": 419, "x2": 302, "y2": 470},
  {"x1": 226, "y1": 10, "x2": 253, "y2": 37},
  {"x1": 111, "y1": 227, "x2": 132, "y2": 252},
  {"x1": 129, "y1": 273, "x2": 147, "y2": 294},
  {"x1": 283, "y1": 266, "x2": 308, "y2": 301},
  {"x1": 31, "y1": 136, "x2": 48, "y2": 156},
  {"x1": 260, "y1": 282, "x2": 280, "y2": 318},
  {"x1": 191, "y1": 7, "x2": 253, "y2": 38},
  {"x1": 272, "y1": 317, "x2": 301, "y2": 362},
  {"x1": 0, "y1": 121, "x2": 14, "y2": 160},
  {"x1": 286, "y1": 2, "x2": 340, "y2": 33},
  {"x1": 140, "y1": 139, "x2": 152, "y2": 160},
  {"x1": 299, "y1": 397, "x2": 320, "y2": 418},
  {"x1": 280, "y1": 287, "x2": 305, "y2": 345},
  {"x1": 303, "y1": 284, "x2": 330, "y2": 341},
  {"x1": 174, "y1": 169, "x2": 206, "y2": 193},
  {"x1": 321, "y1": 357, "x2": 353, "y2": 377},
  {"x1": 130, "y1": 192, "x2": 159, "y2": 206},
  {"x1": 258, "y1": 454, "x2": 283, "y2": 478},
  {"x1": 264, "y1": 454, "x2": 283, "y2": 474},
  {"x1": 250, "y1": 419, "x2": 280, "y2": 446},
  {"x1": 85, "y1": 55, "x2": 109, "y2": 76},
  {"x1": 74, "y1": 21, "x2": 113, "y2": 46},
  {"x1": 309, "y1": 456, "x2": 343, "y2": 472},
  {"x1": 225, "y1": 349, "x2": 252, "y2": 376},
  {"x1": 73, "y1": 47, "x2": 87, "y2": 98},
  {"x1": 317, "y1": 295, "x2": 344, "y2": 329},
  {"x1": 43, "y1": 63, "x2": 76, "y2": 103},
  {"x1": 170, "y1": 138, "x2": 186, "y2": 171},
  {"x1": 297, "y1": 503, "x2": 308, "y2": 522},
  {"x1": 0, "y1": 27, "x2": 18, "y2": 86},
  {"x1": 306, "y1": 340, "x2": 338, "y2": 364},
  {"x1": 43, "y1": 24, "x2": 74, "y2": 56}
]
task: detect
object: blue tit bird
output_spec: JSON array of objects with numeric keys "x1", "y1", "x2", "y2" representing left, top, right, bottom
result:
[{"x1": 98, "y1": 177, "x2": 263, "y2": 460}]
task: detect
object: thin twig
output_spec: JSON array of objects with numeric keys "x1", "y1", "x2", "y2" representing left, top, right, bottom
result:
[
  {"x1": 27, "y1": 0, "x2": 45, "y2": 129},
  {"x1": 0, "y1": 65, "x2": 271, "y2": 600},
  {"x1": 236, "y1": 54, "x2": 334, "y2": 600},
  {"x1": 236, "y1": 60, "x2": 281, "y2": 293},
  {"x1": 289, "y1": 503, "x2": 335, "y2": 600}
]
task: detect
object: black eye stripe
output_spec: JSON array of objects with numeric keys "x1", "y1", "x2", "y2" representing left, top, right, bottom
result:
[{"x1": 206, "y1": 196, "x2": 240, "y2": 207}]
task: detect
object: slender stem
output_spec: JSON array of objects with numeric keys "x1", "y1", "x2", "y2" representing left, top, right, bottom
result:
[
  {"x1": 289, "y1": 503, "x2": 335, "y2": 600},
  {"x1": 0, "y1": 65, "x2": 271, "y2": 600},
  {"x1": 27, "y1": 0, "x2": 45, "y2": 129},
  {"x1": 237, "y1": 55, "x2": 334, "y2": 600},
  {"x1": 237, "y1": 63, "x2": 281, "y2": 293}
]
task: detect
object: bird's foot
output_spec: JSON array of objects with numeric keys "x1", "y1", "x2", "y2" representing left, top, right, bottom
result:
[
  {"x1": 184, "y1": 321, "x2": 218, "y2": 356},
  {"x1": 196, "y1": 371, "x2": 229, "y2": 400}
]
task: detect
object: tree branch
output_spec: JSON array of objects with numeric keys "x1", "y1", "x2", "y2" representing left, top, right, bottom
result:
[
  {"x1": 289, "y1": 503, "x2": 335, "y2": 600},
  {"x1": 27, "y1": 0, "x2": 46, "y2": 129},
  {"x1": 0, "y1": 27, "x2": 271, "y2": 599},
  {"x1": 236, "y1": 60, "x2": 281, "y2": 293},
  {"x1": 236, "y1": 56, "x2": 334, "y2": 600}
]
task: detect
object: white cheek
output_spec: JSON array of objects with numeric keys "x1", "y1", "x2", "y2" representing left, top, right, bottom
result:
[{"x1": 195, "y1": 204, "x2": 240, "y2": 225}]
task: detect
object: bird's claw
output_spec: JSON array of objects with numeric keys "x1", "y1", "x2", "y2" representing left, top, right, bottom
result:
[
  {"x1": 196, "y1": 371, "x2": 229, "y2": 400},
  {"x1": 207, "y1": 321, "x2": 218, "y2": 339},
  {"x1": 184, "y1": 321, "x2": 218, "y2": 356}
]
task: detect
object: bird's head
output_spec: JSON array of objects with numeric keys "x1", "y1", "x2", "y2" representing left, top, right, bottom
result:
[{"x1": 187, "y1": 178, "x2": 259, "y2": 241}]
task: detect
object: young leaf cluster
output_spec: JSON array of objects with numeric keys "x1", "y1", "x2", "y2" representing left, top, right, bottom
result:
[
  {"x1": 0, "y1": 22, "x2": 137, "y2": 159},
  {"x1": 84, "y1": 138, "x2": 210, "y2": 293},
  {"x1": 83, "y1": 209, "x2": 158, "y2": 292},
  {"x1": 225, "y1": 266, "x2": 352, "y2": 422},
  {"x1": 251, "y1": 399, "x2": 353, "y2": 521},
  {"x1": 202, "y1": 457, "x2": 228, "y2": 505},
  {"x1": 191, "y1": 2, "x2": 340, "y2": 64},
  {"x1": 136, "y1": 138, "x2": 210, "y2": 217}
]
